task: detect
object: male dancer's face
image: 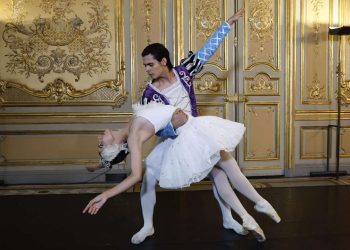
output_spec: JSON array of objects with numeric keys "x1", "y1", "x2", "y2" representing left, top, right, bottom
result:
[{"x1": 142, "y1": 54, "x2": 167, "y2": 80}]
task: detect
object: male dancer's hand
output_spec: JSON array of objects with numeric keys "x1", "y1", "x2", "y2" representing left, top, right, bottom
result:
[
  {"x1": 226, "y1": 8, "x2": 244, "y2": 25},
  {"x1": 171, "y1": 109, "x2": 188, "y2": 129}
]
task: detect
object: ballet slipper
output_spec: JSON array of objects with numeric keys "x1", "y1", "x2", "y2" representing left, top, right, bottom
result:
[
  {"x1": 254, "y1": 200, "x2": 281, "y2": 223},
  {"x1": 242, "y1": 214, "x2": 266, "y2": 242},
  {"x1": 131, "y1": 226, "x2": 155, "y2": 244}
]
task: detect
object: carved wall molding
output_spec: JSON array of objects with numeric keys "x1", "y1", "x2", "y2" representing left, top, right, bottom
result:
[
  {"x1": 300, "y1": 0, "x2": 332, "y2": 104},
  {"x1": 0, "y1": 67, "x2": 127, "y2": 107},
  {"x1": 244, "y1": 102, "x2": 280, "y2": 161},
  {"x1": 0, "y1": 0, "x2": 126, "y2": 107},
  {"x1": 190, "y1": 0, "x2": 226, "y2": 69},
  {"x1": 194, "y1": 72, "x2": 226, "y2": 95},
  {"x1": 244, "y1": 72, "x2": 279, "y2": 96},
  {"x1": 245, "y1": 0, "x2": 279, "y2": 70},
  {"x1": 300, "y1": 126, "x2": 327, "y2": 159}
]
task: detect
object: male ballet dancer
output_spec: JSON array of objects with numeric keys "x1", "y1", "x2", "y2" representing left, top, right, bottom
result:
[{"x1": 131, "y1": 9, "x2": 280, "y2": 244}]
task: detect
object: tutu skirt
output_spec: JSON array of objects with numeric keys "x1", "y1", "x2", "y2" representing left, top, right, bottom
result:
[{"x1": 146, "y1": 115, "x2": 245, "y2": 189}]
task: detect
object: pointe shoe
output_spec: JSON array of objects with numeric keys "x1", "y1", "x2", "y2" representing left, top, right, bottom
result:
[
  {"x1": 242, "y1": 214, "x2": 266, "y2": 242},
  {"x1": 254, "y1": 200, "x2": 281, "y2": 223}
]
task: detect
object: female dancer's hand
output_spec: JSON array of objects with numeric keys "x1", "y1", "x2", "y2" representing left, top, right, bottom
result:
[{"x1": 83, "y1": 193, "x2": 108, "y2": 215}]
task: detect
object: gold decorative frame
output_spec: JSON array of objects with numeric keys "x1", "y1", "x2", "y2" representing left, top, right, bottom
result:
[
  {"x1": 0, "y1": 0, "x2": 126, "y2": 107},
  {"x1": 243, "y1": 72, "x2": 279, "y2": 96},
  {"x1": 340, "y1": 127, "x2": 350, "y2": 158},
  {"x1": 194, "y1": 72, "x2": 227, "y2": 95},
  {"x1": 300, "y1": 126, "x2": 328, "y2": 159},
  {"x1": 244, "y1": 102, "x2": 280, "y2": 161},
  {"x1": 189, "y1": 0, "x2": 228, "y2": 71},
  {"x1": 197, "y1": 102, "x2": 227, "y2": 119},
  {"x1": 244, "y1": 0, "x2": 280, "y2": 71},
  {"x1": 300, "y1": 0, "x2": 333, "y2": 105}
]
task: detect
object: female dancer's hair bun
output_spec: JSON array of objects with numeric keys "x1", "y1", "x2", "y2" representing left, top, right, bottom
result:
[{"x1": 100, "y1": 143, "x2": 129, "y2": 169}]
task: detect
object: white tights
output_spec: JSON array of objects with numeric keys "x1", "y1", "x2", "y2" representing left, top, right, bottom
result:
[
  {"x1": 131, "y1": 153, "x2": 266, "y2": 244},
  {"x1": 216, "y1": 153, "x2": 264, "y2": 204}
]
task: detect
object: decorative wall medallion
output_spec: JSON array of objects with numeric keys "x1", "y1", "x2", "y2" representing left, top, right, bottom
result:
[
  {"x1": 194, "y1": 73, "x2": 226, "y2": 95},
  {"x1": 195, "y1": 0, "x2": 221, "y2": 39},
  {"x1": 341, "y1": 80, "x2": 350, "y2": 103},
  {"x1": 0, "y1": 0, "x2": 126, "y2": 106},
  {"x1": 244, "y1": 73, "x2": 279, "y2": 96},
  {"x1": 3, "y1": 0, "x2": 112, "y2": 82},
  {"x1": 308, "y1": 73, "x2": 325, "y2": 99},
  {"x1": 248, "y1": 0, "x2": 274, "y2": 60}
]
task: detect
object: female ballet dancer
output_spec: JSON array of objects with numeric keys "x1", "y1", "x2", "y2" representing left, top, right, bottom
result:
[{"x1": 83, "y1": 104, "x2": 280, "y2": 242}]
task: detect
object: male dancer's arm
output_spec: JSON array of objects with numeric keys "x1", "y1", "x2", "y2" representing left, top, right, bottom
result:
[
  {"x1": 142, "y1": 9, "x2": 244, "y2": 140},
  {"x1": 180, "y1": 8, "x2": 244, "y2": 78}
]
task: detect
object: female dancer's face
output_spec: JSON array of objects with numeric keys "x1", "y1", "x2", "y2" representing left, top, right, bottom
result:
[
  {"x1": 100, "y1": 129, "x2": 114, "y2": 147},
  {"x1": 142, "y1": 54, "x2": 167, "y2": 79}
]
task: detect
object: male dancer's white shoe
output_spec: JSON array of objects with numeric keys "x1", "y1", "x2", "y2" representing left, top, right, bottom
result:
[
  {"x1": 131, "y1": 226, "x2": 155, "y2": 244},
  {"x1": 223, "y1": 218, "x2": 248, "y2": 235},
  {"x1": 254, "y1": 200, "x2": 281, "y2": 223},
  {"x1": 242, "y1": 214, "x2": 266, "y2": 242}
]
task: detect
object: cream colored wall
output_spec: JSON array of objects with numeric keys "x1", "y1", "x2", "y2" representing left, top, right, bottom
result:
[
  {"x1": 1, "y1": 0, "x2": 350, "y2": 184},
  {"x1": 288, "y1": 0, "x2": 350, "y2": 175}
]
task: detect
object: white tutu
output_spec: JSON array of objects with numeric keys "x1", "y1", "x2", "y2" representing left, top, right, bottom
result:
[{"x1": 146, "y1": 115, "x2": 245, "y2": 189}]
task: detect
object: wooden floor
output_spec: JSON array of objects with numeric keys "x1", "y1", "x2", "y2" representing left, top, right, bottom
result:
[{"x1": 1, "y1": 185, "x2": 350, "y2": 250}]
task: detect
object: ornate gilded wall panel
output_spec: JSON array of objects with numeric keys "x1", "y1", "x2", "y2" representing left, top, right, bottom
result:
[
  {"x1": 342, "y1": 0, "x2": 350, "y2": 80},
  {"x1": 0, "y1": 0, "x2": 126, "y2": 107},
  {"x1": 244, "y1": 103, "x2": 280, "y2": 161},
  {"x1": 340, "y1": 127, "x2": 350, "y2": 157},
  {"x1": 244, "y1": 0, "x2": 279, "y2": 70},
  {"x1": 300, "y1": 0, "x2": 332, "y2": 104},
  {"x1": 131, "y1": 0, "x2": 166, "y2": 102},
  {"x1": 300, "y1": 127, "x2": 327, "y2": 159},
  {"x1": 340, "y1": 0, "x2": 350, "y2": 103},
  {"x1": 194, "y1": 73, "x2": 227, "y2": 95},
  {"x1": 244, "y1": 72, "x2": 279, "y2": 96},
  {"x1": 1, "y1": 132, "x2": 100, "y2": 165},
  {"x1": 189, "y1": 0, "x2": 227, "y2": 70},
  {"x1": 197, "y1": 102, "x2": 226, "y2": 118}
]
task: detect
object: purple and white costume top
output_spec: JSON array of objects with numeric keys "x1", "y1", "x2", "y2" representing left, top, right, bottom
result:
[
  {"x1": 141, "y1": 21, "x2": 231, "y2": 118},
  {"x1": 139, "y1": 22, "x2": 241, "y2": 188}
]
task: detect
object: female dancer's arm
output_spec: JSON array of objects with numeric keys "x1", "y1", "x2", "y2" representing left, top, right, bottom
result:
[{"x1": 83, "y1": 118, "x2": 155, "y2": 215}]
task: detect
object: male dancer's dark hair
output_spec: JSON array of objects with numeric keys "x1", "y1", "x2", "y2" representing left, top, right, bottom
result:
[{"x1": 141, "y1": 43, "x2": 174, "y2": 70}]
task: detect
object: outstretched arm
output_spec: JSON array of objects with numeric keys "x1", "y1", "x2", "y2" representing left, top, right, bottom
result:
[
  {"x1": 226, "y1": 8, "x2": 244, "y2": 25},
  {"x1": 83, "y1": 117, "x2": 155, "y2": 215},
  {"x1": 180, "y1": 8, "x2": 244, "y2": 78},
  {"x1": 195, "y1": 8, "x2": 244, "y2": 64}
]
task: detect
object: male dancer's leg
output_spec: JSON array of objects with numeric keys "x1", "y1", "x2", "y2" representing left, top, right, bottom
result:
[
  {"x1": 131, "y1": 170, "x2": 157, "y2": 244},
  {"x1": 217, "y1": 152, "x2": 281, "y2": 223}
]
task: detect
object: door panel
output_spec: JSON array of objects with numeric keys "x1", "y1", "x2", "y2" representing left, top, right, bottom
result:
[{"x1": 235, "y1": 0, "x2": 285, "y2": 176}]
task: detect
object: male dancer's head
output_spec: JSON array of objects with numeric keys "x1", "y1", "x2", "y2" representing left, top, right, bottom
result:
[{"x1": 142, "y1": 43, "x2": 173, "y2": 80}]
